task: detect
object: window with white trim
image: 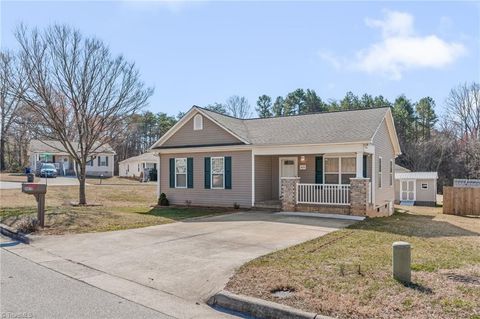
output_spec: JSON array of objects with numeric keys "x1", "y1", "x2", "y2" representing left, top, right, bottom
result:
[
  {"x1": 99, "y1": 156, "x2": 108, "y2": 166},
  {"x1": 390, "y1": 160, "x2": 394, "y2": 186},
  {"x1": 194, "y1": 114, "x2": 203, "y2": 130},
  {"x1": 324, "y1": 157, "x2": 356, "y2": 184},
  {"x1": 378, "y1": 157, "x2": 382, "y2": 188},
  {"x1": 211, "y1": 157, "x2": 225, "y2": 189},
  {"x1": 421, "y1": 183, "x2": 428, "y2": 189},
  {"x1": 175, "y1": 158, "x2": 187, "y2": 188}
]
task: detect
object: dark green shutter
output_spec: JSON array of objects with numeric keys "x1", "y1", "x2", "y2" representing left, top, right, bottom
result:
[
  {"x1": 225, "y1": 156, "x2": 232, "y2": 189},
  {"x1": 204, "y1": 157, "x2": 211, "y2": 189},
  {"x1": 106, "y1": 156, "x2": 109, "y2": 166},
  {"x1": 98, "y1": 156, "x2": 101, "y2": 166},
  {"x1": 169, "y1": 158, "x2": 175, "y2": 188},
  {"x1": 363, "y1": 155, "x2": 367, "y2": 178},
  {"x1": 187, "y1": 158, "x2": 193, "y2": 189},
  {"x1": 315, "y1": 156, "x2": 323, "y2": 184}
]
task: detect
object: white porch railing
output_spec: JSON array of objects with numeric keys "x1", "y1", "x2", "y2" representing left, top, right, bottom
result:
[{"x1": 296, "y1": 183, "x2": 350, "y2": 205}]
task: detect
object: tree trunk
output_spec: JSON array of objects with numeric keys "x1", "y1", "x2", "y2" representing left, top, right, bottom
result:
[
  {"x1": 0, "y1": 135, "x2": 6, "y2": 171},
  {"x1": 77, "y1": 162, "x2": 87, "y2": 205}
]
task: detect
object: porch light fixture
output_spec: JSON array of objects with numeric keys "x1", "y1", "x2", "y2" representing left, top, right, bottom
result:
[{"x1": 300, "y1": 156, "x2": 306, "y2": 163}]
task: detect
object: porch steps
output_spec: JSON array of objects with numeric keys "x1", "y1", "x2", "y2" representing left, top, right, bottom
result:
[
  {"x1": 399, "y1": 201, "x2": 415, "y2": 206},
  {"x1": 254, "y1": 200, "x2": 281, "y2": 211}
]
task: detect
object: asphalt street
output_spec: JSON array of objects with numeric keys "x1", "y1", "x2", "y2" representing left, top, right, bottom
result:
[{"x1": 0, "y1": 245, "x2": 173, "y2": 319}]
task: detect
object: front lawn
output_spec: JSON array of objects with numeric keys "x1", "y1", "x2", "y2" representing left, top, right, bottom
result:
[
  {"x1": 226, "y1": 206, "x2": 480, "y2": 319},
  {"x1": 0, "y1": 184, "x2": 232, "y2": 235}
]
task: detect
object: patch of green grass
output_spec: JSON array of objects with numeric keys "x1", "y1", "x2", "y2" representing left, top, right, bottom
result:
[
  {"x1": 142, "y1": 207, "x2": 231, "y2": 220},
  {"x1": 411, "y1": 263, "x2": 437, "y2": 272},
  {"x1": 441, "y1": 298, "x2": 474, "y2": 312},
  {"x1": 0, "y1": 207, "x2": 37, "y2": 219}
]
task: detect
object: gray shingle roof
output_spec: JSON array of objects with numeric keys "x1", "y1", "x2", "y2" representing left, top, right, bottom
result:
[
  {"x1": 28, "y1": 140, "x2": 115, "y2": 154},
  {"x1": 119, "y1": 152, "x2": 157, "y2": 164},
  {"x1": 199, "y1": 107, "x2": 389, "y2": 145}
]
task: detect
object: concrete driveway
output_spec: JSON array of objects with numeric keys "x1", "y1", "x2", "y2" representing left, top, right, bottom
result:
[{"x1": 4, "y1": 212, "x2": 355, "y2": 318}]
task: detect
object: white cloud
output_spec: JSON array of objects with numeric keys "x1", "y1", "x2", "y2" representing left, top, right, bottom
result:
[
  {"x1": 320, "y1": 10, "x2": 467, "y2": 80},
  {"x1": 120, "y1": 0, "x2": 203, "y2": 13}
]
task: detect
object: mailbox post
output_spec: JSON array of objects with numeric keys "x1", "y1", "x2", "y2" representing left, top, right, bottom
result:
[{"x1": 21, "y1": 183, "x2": 47, "y2": 227}]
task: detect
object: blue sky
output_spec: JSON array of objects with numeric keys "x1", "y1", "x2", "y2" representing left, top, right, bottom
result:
[{"x1": 1, "y1": 1, "x2": 479, "y2": 118}]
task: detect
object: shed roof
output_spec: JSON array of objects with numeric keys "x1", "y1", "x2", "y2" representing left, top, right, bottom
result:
[{"x1": 396, "y1": 172, "x2": 438, "y2": 180}]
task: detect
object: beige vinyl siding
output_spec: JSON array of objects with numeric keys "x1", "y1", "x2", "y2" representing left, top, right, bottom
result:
[
  {"x1": 395, "y1": 180, "x2": 401, "y2": 202},
  {"x1": 416, "y1": 179, "x2": 436, "y2": 202},
  {"x1": 255, "y1": 156, "x2": 273, "y2": 202},
  {"x1": 372, "y1": 120, "x2": 395, "y2": 206},
  {"x1": 162, "y1": 116, "x2": 243, "y2": 147},
  {"x1": 159, "y1": 151, "x2": 252, "y2": 207}
]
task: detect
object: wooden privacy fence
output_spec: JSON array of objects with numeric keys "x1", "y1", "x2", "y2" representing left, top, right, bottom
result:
[{"x1": 443, "y1": 186, "x2": 480, "y2": 216}]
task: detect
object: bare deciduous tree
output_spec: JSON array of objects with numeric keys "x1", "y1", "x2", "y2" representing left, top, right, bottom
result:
[
  {"x1": 446, "y1": 82, "x2": 480, "y2": 140},
  {"x1": 16, "y1": 25, "x2": 153, "y2": 204},
  {"x1": 0, "y1": 51, "x2": 26, "y2": 171},
  {"x1": 226, "y1": 95, "x2": 252, "y2": 119}
]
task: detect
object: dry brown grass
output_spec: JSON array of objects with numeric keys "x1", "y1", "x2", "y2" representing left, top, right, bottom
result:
[
  {"x1": 0, "y1": 172, "x2": 148, "y2": 185},
  {"x1": 0, "y1": 183, "x2": 231, "y2": 235},
  {"x1": 226, "y1": 205, "x2": 480, "y2": 319}
]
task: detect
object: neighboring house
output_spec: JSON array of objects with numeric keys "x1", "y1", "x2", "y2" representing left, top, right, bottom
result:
[
  {"x1": 395, "y1": 164, "x2": 411, "y2": 173},
  {"x1": 150, "y1": 106, "x2": 401, "y2": 216},
  {"x1": 395, "y1": 171, "x2": 438, "y2": 206},
  {"x1": 119, "y1": 152, "x2": 157, "y2": 178},
  {"x1": 28, "y1": 140, "x2": 115, "y2": 177}
]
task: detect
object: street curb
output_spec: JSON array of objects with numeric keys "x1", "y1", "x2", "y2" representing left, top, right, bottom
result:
[
  {"x1": 207, "y1": 290, "x2": 332, "y2": 319},
  {"x1": 0, "y1": 223, "x2": 30, "y2": 244}
]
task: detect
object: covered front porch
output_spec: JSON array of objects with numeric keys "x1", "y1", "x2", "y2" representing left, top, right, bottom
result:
[
  {"x1": 252, "y1": 145, "x2": 374, "y2": 214},
  {"x1": 32, "y1": 153, "x2": 76, "y2": 176}
]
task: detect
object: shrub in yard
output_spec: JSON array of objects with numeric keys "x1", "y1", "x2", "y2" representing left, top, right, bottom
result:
[
  {"x1": 233, "y1": 202, "x2": 240, "y2": 209},
  {"x1": 16, "y1": 216, "x2": 39, "y2": 234},
  {"x1": 158, "y1": 193, "x2": 169, "y2": 206}
]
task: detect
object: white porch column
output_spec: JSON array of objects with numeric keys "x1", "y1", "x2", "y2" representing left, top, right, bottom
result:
[
  {"x1": 157, "y1": 154, "x2": 161, "y2": 198},
  {"x1": 251, "y1": 151, "x2": 255, "y2": 207},
  {"x1": 356, "y1": 152, "x2": 363, "y2": 178}
]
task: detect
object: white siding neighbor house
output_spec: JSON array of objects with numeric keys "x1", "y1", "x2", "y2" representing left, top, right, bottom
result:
[
  {"x1": 28, "y1": 140, "x2": 115, "y2": 177},
  {"x1": 119, "y1": 152, "x2": 157, "y2": 178}
]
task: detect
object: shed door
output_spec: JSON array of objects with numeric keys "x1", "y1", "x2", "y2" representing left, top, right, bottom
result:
[{"x1": 401, "y1": 180, "x2": 415, "y2": 201}]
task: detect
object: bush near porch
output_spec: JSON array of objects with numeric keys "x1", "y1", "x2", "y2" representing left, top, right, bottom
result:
[
  {"x1": 226, "y1": 206, "x2": 480, "y2": 319},
  {"x1": 0, "y1": 182, "x2": 232, "y2": 235}
]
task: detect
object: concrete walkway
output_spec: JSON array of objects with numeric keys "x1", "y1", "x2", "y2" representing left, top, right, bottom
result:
[{"x1": 4, "y1": 212, "x2": 355, "y2": 318}]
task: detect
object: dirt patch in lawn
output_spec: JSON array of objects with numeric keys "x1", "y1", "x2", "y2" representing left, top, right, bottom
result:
[
  {"x1": 0, "y1": 184, "x2": 232, "y2": 235},
  {"x1": 226, "y1": 206, "x2": 480, "y2": 319}
]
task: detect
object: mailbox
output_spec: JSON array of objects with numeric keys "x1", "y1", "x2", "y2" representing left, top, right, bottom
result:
[
  {"x1": 22, "y1": 183, "x2": 47, "y2": 194},
  {"x1": 21, "y1": 183, "x2": 47, "y2": 227}
]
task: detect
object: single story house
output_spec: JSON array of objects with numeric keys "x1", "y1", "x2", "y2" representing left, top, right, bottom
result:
[
  {"x1": 395, "y1": 170, "x2": 438, "y2": 206},
  {"x1": 150, "y1": 106, "x2": 401, "y2": 217},
  {"x1": 119, "y1": 152, "x2": 158, "y2": 178},
  {"x1": 28, "y1": 139, "x2": 115, "y2": 177}
]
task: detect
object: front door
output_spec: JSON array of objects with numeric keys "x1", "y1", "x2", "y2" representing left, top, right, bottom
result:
[
  {"x1": 400, "y1": 180, "x2": 415, "y2": 201},
  {"x1": 279, "y1": 157, "x2": 298, "y2": 196}
]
